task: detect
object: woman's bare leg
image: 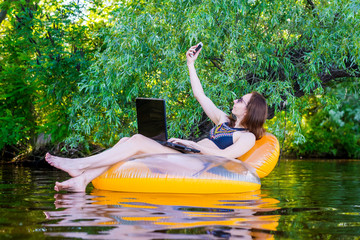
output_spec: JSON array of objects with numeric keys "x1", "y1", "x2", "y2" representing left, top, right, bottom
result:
[
  {"x1": 46, "y1": 134, "x2": 178, "y2": 177},
  {"x1": 46, "y1": 137, "x2": 131, "y2": 177},
  {"x1": 53, "y1": 135, "x2": 180, "y2": 192}
]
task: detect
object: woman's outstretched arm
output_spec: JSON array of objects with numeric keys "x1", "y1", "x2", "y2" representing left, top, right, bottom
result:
[{"x1": 186, "y1": 44, "x2": 227, "y2": 125}]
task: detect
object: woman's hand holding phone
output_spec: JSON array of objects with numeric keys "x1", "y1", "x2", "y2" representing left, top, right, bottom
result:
[{"x1": 186, "y1": 42, "x2": 203, "y2": 65}]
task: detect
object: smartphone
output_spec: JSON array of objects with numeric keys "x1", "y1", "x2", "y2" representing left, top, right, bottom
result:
[{"x1": 191, "y1": 42, "x2": 203, "y2": 57}]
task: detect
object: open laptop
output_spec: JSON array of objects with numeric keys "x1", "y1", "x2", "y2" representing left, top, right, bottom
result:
[{"x1": 136, "y1": 98, "x2": 200, "y2": 153}]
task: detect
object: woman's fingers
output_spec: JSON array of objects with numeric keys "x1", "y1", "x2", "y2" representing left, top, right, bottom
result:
[
  {"x1": 187, "y1": 44, "x2": 202, "y2": 59},
  {"x1": 169, "y1": 138, "x2": 187, "y2": 145},
  {"x1": 189, "y1": 46, "x2": 197, "y2": 56},
  {"x1": 187, "y1": 47, "x2": 196, "y2": 57},
  {"x1": 168, "y1": 138, "x2": 179, "y2": 143},
  {"x1": 187, "y1": 46, "x2": 201, "y2": 64}
]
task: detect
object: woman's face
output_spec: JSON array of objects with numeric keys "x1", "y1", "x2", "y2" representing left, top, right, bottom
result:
[{"x1": 232, "y1": 93, "x2": 252, "y2": 118}]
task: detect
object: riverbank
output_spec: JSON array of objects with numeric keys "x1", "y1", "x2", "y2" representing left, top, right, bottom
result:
[{"x1": 1, "y1": 143, "x2": 106, "y2": 167}]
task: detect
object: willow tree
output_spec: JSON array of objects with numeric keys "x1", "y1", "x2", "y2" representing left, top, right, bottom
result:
[
  {"x1": 0, "y1": 0, "x2": 115, "y2": 156},
  {"x1": 67, "y1": 0, "x2": 359, "y2": 148}
]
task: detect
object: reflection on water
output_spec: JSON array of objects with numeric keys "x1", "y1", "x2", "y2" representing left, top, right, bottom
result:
[
  {"x1": 1, "y1": 159, "x2": 360, "y2": 239},
  {"x1": 44, "y1": 190, "x2": 279, "y2": 239}
]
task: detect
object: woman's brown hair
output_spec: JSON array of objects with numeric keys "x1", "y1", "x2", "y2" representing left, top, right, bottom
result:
[{"x1": 228, "y1": 92, "x2": 268, "y2": 140}]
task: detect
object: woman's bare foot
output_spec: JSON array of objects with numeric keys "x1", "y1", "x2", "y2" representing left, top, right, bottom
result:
[
  {"x1": 54, "y1": 175, "x2": 88, "y2": 192},
  {"x1": 45, "y1": 153, "x2": 84, "y2": 177}
]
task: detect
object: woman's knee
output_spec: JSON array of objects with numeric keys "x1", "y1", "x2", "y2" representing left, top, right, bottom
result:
[
  {"x1": 115, "y1": 134, "x2": 152, "y2": 149},
  {"x1": 114, "y1": 137, "x2": 130, "y2": 147},
  {"x1": 130, "y1": 134, "x2": 177, "y2": 153},
  {"x1": 127, "y1": 134, "x2": 161, "y2": 154},
  {"x1": 120, "y1": 134, "x2": 169, "y2": 151},
  {"x1": 119, "y1": 137, "x2": 130, "y2": 143},
  {"x1": 130, "y1": 134, "x2": 167, "y2": 150},
  {"x1": 130, "y1": 134, "x2": 150, "y2": 143}
]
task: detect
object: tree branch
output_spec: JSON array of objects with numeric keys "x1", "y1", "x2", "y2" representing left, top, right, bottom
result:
[
  {"x1": 0, "y1": 9, "x2": 7, "y2": 25},
  {"x1": 306, "y1": 0, "x2": 316, "y2": 11},
  {"x1": 205, "y1": 57, "x2": 225, "y2": 72},
  {"x1": 305, "y1": 0, "x2": 323, "y2": 25},
  {"x1": 243, "y1": 47, "x2": 360, "y2": 118},
  {"x1": 320, "y1": 68, "x2": 360, "y2": 85}
]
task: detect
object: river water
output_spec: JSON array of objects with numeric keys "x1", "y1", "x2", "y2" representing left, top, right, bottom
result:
[{"x1": 0, "y1": 159, "x2": 359, "y2": 239}]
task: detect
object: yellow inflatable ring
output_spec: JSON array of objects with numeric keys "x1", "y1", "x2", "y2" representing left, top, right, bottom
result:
[
  {"x1": 238, "y1": 132, "x2": 280, "y2": 178},
  {"x1": 92, "y1": 133, "x2": 279, "y2": 193},
  {"x1": 92, "y1": 154, "x2": 261, "y2": 193}
]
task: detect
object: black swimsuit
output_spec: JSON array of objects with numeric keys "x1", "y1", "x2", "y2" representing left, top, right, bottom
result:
[{"x1": 208, "y1": 122, "x2": 247, "y2": 149}]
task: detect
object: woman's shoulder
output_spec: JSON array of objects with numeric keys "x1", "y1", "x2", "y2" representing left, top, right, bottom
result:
[{"x1": 216, "y1": 115, "x2": 231, "y2": 125}]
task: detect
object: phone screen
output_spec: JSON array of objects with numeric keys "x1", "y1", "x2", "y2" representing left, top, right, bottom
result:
[{"x1": 194, "y1": 43, "x2": 203, "y2": 53}]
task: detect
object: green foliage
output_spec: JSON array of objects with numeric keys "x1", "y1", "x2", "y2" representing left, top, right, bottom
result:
[
  {"x1": 1, "y1": 0, "x2": 359, "y2": 159},
  {"x1": 0, "y1": 0, "x2": 36, "y2": 150},
  {"x1": 0, "y1": 0, "x2": 115, "y2": 151},
  {"x1": 268, "y1": 81, "x2": 360, "y2": 158},
  {"x1": 68, "y1": 0, "x2": 360, "y2": 148}
]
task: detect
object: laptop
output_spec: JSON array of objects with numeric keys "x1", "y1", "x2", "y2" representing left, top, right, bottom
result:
[{"x1": 136, "y1": 98, "x2": 200, "y2": 153}]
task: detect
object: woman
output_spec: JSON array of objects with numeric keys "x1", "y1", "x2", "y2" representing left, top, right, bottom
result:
[{"x1": 46, "y1": 44, "x2": 268, "y2": 192}]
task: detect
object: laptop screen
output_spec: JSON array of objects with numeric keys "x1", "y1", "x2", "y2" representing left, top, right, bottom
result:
[{"x1": 136, "y1": 98, "x2": 168, "y2": 142}]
